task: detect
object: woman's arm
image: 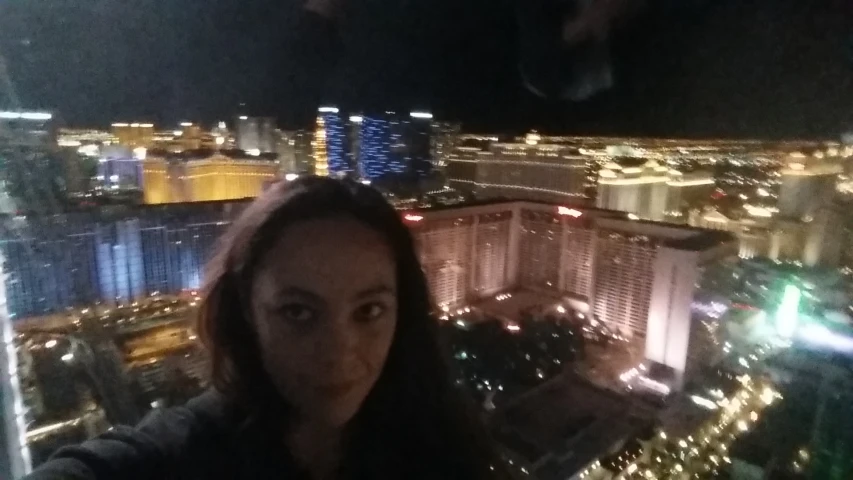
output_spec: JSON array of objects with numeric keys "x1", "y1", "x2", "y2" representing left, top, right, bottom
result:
[{"x1": 24, "y1": 392, "x2": 231, "y2": 480}]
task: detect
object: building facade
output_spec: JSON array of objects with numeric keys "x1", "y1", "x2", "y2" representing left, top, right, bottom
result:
[
  {"x1": 141, "y1": 153, "x2": 279, "y2": 204},
  {"x1": 111, "y1": 123, "x2": 154, "y2": 149},
  {"x1": 429, "y1": 121, "x2": 461, "y2": 172},
  {"x1": 778, "y1": 161, "x2": 841, "y2": 220},
  {"x1": 405, "y1": 202, "x2": 735, "y2": 382},
  {"x1": 446, "y1": 137, "x2": 589, "y2": 203},
  {"x1": 235, "y1": 116, "x2": 276, "y2": 154},
  {"x1": 315, "y1": 108, "x2": 348, "y2": 176}
]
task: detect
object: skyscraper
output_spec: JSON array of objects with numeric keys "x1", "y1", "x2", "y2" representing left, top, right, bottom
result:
[
  {"x1": 315, "y1": 107, "x2": 348, "y2": 176},
  {"x1": 235, "y1": 116, "x2": 276, "y2": 154},
  {"x1": 275, "y1": 129, "x2": 314, "y2": 175},
  {"x1": 0, "y1": 110, "x2": 66, "y2": 213},
  {"x1": 404, "y1": 112, "x2": 434, "y2": 179},
  {"x1": 430, "y1": 121, "x2": 462, "y2": 172},
  {"x1": 359, "y1": 115, "x2": 394, "y2": 181},
  {"x1": 348, "y1": 115, "x2": 363, "y2": 176},
  {"x1": 0, "y1": 109, "x2": 57, "y2": 477}
]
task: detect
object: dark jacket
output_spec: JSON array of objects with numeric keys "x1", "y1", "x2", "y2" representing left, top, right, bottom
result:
[
  {"x1": 24, "y1": 390, "x2": 468, "y2": 480},
  {"x1": 24, "y1": 391, "x2": 309, "y2": 480}
]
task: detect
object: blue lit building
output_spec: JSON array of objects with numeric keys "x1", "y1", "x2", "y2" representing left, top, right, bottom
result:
[
  {"x1": 358, "y1": 115, "x2": 415, "y2": 181},
  {"x1": 356, "y1": 112, "x2": 434, "y2": 182},
  {"x1": 358, "y1": 116, "x2": 393, "y2": 180},
  {"x1": 0, "y1": 201, "x2": 247, "y2": 319},
  {"x1": 316, "y1": 108, "x2": 349, "y2": 176}
]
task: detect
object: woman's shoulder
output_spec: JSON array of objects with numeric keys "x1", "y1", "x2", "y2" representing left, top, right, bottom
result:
[{"x1": 25, "y1": 390, "x2": 240, "y2": 480}]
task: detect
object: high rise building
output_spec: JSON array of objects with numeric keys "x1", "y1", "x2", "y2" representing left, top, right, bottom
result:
[
  {"x1": 596, "y1": 160, "x2": 670, "y2": 221},
  {"x1": 0, "y1": 201, "x2": 245, "y2": 320},
  {"x1": 274, "y1": 129, "x2": 314, "y2": 175},
  {"x1": 778, "y1": 160, "x2": 841, "y2": 220},
  {"x1": 348, "y1": 112, "x2": 439, "y2": 182},
  {"x1": 235, "y1": 116, "x2": 276, "y2": 154},
  {"x1": 347, "y1": 115, "x2": 363, "y2": 176},
  {"x1": 312, "y1": 117, "x2": 330, "y2": 177},
  {"x1": 315, "y1": 107, "x2": 348, "y2": 176},
  {"x1": 359, "y1": 115, "x2": 394, "y2": 181},
  {"x1": 141, "y1": 152, "x2": 279, "y2": 204},
  {"x1": 0, "y1": 110, "x2": 66, "y2": 213},
  {"x1": 404, "y1": 201, "x2": 735, "y2": 386},
  {"x1": 111, "y1": 123, "x2": 154, "y2": 149},
  {"x1": 293, "y1": 130, "x2": 314, "y2": 174},
  {"x1": 403, "y1": 112, "x2": 434, "y2": 178},
  {"x1": 0, "y1": 109, "x2": 50, "y2": 477},
  {"x1": 446, "y1": 133, "x2": 589, "y2": 203},
  {"x1": 430, "y1": 121, "x2": 462, "y2": 172}
]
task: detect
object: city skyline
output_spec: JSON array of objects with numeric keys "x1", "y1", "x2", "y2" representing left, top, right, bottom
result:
[{"x1": 2, "y1": 0, "x2": 853, "y2": 471}]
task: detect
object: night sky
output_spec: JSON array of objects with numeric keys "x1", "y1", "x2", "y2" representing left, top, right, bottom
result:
[{"x1": 1, "y1": 0, "x2": 851, "y2": 138}]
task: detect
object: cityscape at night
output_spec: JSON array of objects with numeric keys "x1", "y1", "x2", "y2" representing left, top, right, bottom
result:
[{"x1": 2, "y1": 0, "x2": 853, "y2": 478}]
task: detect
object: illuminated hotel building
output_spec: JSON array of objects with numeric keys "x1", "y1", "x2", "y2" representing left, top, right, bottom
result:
[
  {"x1": 446, "y1": 133, "x2": 589, "y2": 203},
  {"x1": 359, "y1": 116, "x2": 394, "y2": 180},
  {"x1": 596, "y1": 160, "x2": 670, "y2": 221},
  {"x1": 141, "y1": 153, "x2": 279, "y2": 204},
  {"x1": 111, "y1": 123, "x2": 154, "y2": 149},
  {"x1": 403, "y1": 112, "x2": 434, "y2": 178},
  {"x1": 0, "y1": 110, "x2": 59, "y2": 477},
  {"x1": 664, "y1": 170, "x2": 716, "y2": 222},
  {"x1": 596, "y1": 160, "x2": 715, "y2": 222},
  {"x1": 315, "y1": 107, "x2": 348, "y2": 176},
  {"x1": 430, "y1": 121, "x2": 461, "y2": 172},
  {"x1": 0, "y1": 202, "x2": 244, "y2": 320},
  {"x1": 312, "y1": 117, "x2": 330, "y2": 177},
  {"x1": 778, "y1": 160, "x2": 841, "y2": 220},
  {"x1": 404, "y1": 202, "x2": 735, "y2": 384},
  {"x1": 235, "y1": 116, "x2": 276, "y2": 154}
]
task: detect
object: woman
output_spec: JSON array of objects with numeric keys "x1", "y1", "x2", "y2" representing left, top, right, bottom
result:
[{"x1": 26, "y1": 177, "x2": 508, "y2": 479}]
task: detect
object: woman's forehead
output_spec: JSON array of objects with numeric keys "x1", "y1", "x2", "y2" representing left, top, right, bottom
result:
[{"x1": 253, "y1": 218, "x2": 396, "y2": 297}]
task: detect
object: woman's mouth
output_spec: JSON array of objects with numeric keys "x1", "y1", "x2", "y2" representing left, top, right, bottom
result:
[{"x1": 313, "y1": 379, "x2": 361, "y2": 398}]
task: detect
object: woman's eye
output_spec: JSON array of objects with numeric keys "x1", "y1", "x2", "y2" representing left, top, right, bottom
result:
[
  {"x1": 354, "y1": 302, "x2": 387, "y2": 323},
  {"x1": 279, "y1": 304, "x2": 316, "y2": 324}
]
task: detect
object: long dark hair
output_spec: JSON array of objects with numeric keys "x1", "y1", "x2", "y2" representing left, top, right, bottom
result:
[{"x1": 197, "y1": 176, "x2": 507, "y2": 479}]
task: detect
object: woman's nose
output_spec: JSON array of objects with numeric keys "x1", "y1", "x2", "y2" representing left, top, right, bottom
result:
[{"x1": 317, "y1": 312, "x2": 357, "y2": 359}]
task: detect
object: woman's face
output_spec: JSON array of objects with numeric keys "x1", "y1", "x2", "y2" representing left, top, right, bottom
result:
[{"x1": 250, "y1": 217, "x2": 398, "y2": 427}]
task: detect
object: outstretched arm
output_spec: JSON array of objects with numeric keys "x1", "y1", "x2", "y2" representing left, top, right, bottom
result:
[{"x1": 24, "y1": 392, "x2": 231, "y2": 480}]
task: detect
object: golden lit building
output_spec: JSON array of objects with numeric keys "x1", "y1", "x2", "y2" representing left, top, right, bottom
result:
[
  {"x1": 142, "y1": 153, "x2": 279, "y2": 204},
  {"x1": 177, "y1": 123, "x2": 204, "y2": 151},
  {"x1": 112, "y1": 123, "x2": 155, "y2": 149},
  {"x1": 313, "y1": 117, "x2": 329, "y2": 177},
  {"x1": 141, "y1": 157, "x2": 171, "y2": 204}
]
